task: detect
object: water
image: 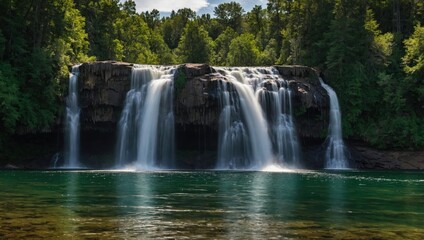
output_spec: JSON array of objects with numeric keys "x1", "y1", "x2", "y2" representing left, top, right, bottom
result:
[
  {"x1": 215, "y1": 67, "x2": 299, "y2": 170},
  {"x1": 115, "y1": 65, "x2": 175, "y2": 170},
  {"x1": 215, "y1": 73, "x2": 273, "y2": 170},
  {"x1": 50, "y1": 153, "x2": 61, "y2": 168},
  {"x1": 64, "y1": 65, "x2": 81, "y2": 168},
  {"x1": 319, "y1": 78, "x2": 348, "y2": 169},
  {"x1": 255, "y1": 68, "x2": 300, "y2": 167},
  {"x1": 1, "y1": 170, "x2": 423, "y2": 239}
]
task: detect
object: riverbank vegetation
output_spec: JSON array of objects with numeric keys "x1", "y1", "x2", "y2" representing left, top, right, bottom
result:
[{"x1": 0, "y1": 0, "x2": 423, "y2": 150}]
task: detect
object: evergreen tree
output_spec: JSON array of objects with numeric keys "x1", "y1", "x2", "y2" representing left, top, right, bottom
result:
[
  {"x1": 114, "y1": 10, "x2": 157, "y2": 63},
  {"x1": 324, "y1": 0, "x2": 369, "y2": 136},
  {"x1": 162, "y1": 8, "x2": 196, "y2": 49},
  {"x1": 214, "y1": 2, "x2": 245, "y2": 33},
  {"x1": 245, "y1": 5, "x2": 270, "y2": 50},
  {"x1": 141, "y1": 9, "x2": 161, "y2": 30},
  {"x1": 197, "y1": 14, "x2": 222, "y2": 40},
  {"x1": 75, "y1": 0, "x2": 122, "y2": 60},
  {"x1": 176, "y1": 21, "x2": 213, "y2": 63}
]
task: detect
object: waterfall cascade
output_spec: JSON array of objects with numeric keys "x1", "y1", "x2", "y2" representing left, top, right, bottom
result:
[
  {"x1": 65, "y1": 63, "x2": 348, "y2": 171},
  {"x1": 116, "y1": 65, "x2": 175, "y2": 169},
  {"x1": 215, "y1": 67, "x2": 300, "y2": 170},
  {"x1": 255, "y1": 68, "x2": 300, "y2": 167},
  {"x1": 319, "y1": 78, "x2": 348, "y2": 169},
  {"x1": 64, "y1": 65, "x2": 81, "y2": 168}
]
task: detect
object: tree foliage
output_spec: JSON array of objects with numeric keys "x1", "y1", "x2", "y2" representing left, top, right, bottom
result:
[
  {"x1": 176, "y1": 21, "x2": 213, "y2": 63},
  {"x1": 227, "y1": 33, "x2": 260, "y2": 66},
  {"x1": 214, "y1": 2, "x2": 244, "y2": 33},
  {"x1": 403, "y1": 24, "x2": 424, "y2": 115},
  {"x1": 213, "y1": 28, "x2": 238, "y2": 66},
  {"x1": 162, "y1": 8, "x2": 196, "y2": 49},
  {"x1": 0, "y1": 0, "x2": 93, "y2": 149}
]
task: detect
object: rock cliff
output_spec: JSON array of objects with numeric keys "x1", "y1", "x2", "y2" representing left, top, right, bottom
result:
[
  {"x1": 274, "y1": 65, "x2": 329, "y2": 139},
  {"x1": 351, "y1": 144, "x2": 424, "y2": 169},
  {"x1": 75, "y1": 62, "x2": 329, "y2": 168},
  {"x1": 174, "y1": 64, "x2": 220, "y2": 129},
  {"x1": 78, "y1": 61, "x2": 133, "y2": 131},
  {"x1": 77, "y1": 62, "x2": 329, "y2": 137}
]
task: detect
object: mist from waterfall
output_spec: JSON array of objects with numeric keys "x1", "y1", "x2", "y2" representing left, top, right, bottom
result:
[
  {"x1": 215, "y1": 67, "x2": 300, "y2": 170},
  {"x1": 115, "y1": 65, "x2": 175, "y2": 170},
  {"x1": 319, "y1": 78, "x2": 348, "y2": 169},
  {"x1": 64, "y1": 65, "x2": 81, "y2": 168}
]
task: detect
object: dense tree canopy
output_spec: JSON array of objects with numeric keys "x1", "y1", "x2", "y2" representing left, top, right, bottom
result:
[
  {"x1": 176, "y1": 21, "x2": 213, "y2": 63},
  {"x1": 214, "y1": 2, "x2": 244, "y2": 33},
  {"x1": 227, "y1": 33, "x2": 260, "y2": 66},
  {"x1": 1, "y1": 0, "x2": 424, "y2": 150}
]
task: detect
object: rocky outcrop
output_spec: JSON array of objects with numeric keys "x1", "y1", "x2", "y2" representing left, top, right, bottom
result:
[
  {"x1": 351, "y1": 145, "x2": 424, "y2": 169},
  {"x1": 75, "y1": 62, "x2": 331, "y2": 168},
  {"x1": 78, "y1": 61, "x2": 133, "y2": 131},
  {"x1": 274, "y1": 65, "x2": 329, "y2": 139},
  {"x1": 274, "y1": 65, "x2": 319, "y2": 80},
  {"x1": 170, "y1": 64, "x2": 330, "y2": 162},
  {"x1": 173, "y1": 64, "x2": 222, "y2": 155},
  {"x1": 76, "y1": 62, "x2": 329, "y2": 153},
  {"x1": 174, "y1": 64, "x2": 220, "y2": 128},
  {"x1": 77, "y1": 62, "x2": 329, "y2": 136}
]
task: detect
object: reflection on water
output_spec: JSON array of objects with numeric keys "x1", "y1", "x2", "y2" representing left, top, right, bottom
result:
[
  {"x1": 327, "y1": 174, "x2": 347, "y2": 227},
  {"x1": 0, "y1": 170, "x2": 423, "y2": 239}
]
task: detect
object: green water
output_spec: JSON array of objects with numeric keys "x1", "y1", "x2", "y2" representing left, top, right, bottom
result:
[{"x1": 0, "y1": 170, "x2": 423, "y2": 239}]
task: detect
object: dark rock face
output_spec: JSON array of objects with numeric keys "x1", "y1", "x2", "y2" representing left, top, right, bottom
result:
[
  {"x1": 78, "y1": 61, "x2": 133, "y2": 131},
  {"x1": 174, "y1": 64, "x2": 219, "y2": 129},
  {"x1": 350, "y1": 144, "x2": 424, "y2": 169},
  {"x1": 173, "y1": 64, "x2": 222, "y2": 167},
  {"x1": 274, "y1": 65, "x2": 329, "y2": 140},
  {"x1": 0, "y1": 132, "x2": 62, "y2": 169},
  {"x1": 274, "y1": 65, "x2": 317, "y2": 79}
]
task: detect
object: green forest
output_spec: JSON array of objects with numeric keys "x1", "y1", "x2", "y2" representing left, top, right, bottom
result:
[{"x1": 0, "y1": 0, "x2": 423, "y2": 150}]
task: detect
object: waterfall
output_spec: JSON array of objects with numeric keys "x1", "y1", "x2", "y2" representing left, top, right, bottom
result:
[
  {"x1": 215, "y1": 67, "x2": 300, "y2": 170},
  {"x1": 255, "y1": 69, "x2": 300, "y2": 167},
  {"x1": 64, "y1": 65, "x2": 81, "y2": 168},
  {"x1": 115, "y1": 65, "x2": 175, "y2": 169},
  {"x1": 319, "y1": 78, "x2": 348, "y2": 169},
  {"x1": 216, "y1": 80, "x2": 259, "y2": 169}
]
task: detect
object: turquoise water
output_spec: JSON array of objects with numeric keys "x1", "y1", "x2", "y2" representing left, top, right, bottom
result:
[{"x1": 1, "y1": 170, "x2": 423, "y2": 239}]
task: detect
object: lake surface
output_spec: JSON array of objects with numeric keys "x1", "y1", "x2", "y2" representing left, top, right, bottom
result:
[{"x1": 1, "y1": 170, "x2": 423, "y2": 239}]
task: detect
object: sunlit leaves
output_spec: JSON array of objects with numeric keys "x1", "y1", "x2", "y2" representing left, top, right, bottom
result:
[
  {"x1": 227, "y1": 33, "x2": 260, "y2": 66},
  {"x1": 403, "y1": 24, "x2": 424, "y2": 76}
]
